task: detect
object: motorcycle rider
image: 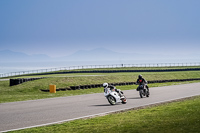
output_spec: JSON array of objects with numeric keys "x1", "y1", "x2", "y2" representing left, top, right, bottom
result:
[
  {"x1": 103, "y1": 83, "x2": 123, "y2": 98},
  {"x1": 136, "y1": 75, "x2": 149, "y2": 91}
]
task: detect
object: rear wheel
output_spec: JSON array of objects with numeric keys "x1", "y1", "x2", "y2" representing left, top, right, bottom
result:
[{"x1": 107, "y1": 95, "x2": 116, "y2": 105}]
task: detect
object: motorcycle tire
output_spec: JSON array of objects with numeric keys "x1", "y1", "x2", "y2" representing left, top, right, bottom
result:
[
  {"x1": 139, "y1": 90, "x2": 143, "y2": 98},
  {"x1": 146, "y1": 90, "x2": 150, "y2": 97},
  {"x1": 121, "y1": 98, "x2": 127, "y2": 104},
  {"x1": 107, "y1": 95, "x2": 116, "y2": 105}
]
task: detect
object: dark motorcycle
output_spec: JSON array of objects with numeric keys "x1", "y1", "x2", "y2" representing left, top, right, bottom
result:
[{"x1": 137, "y1": 84, "x2": 150, "y2": 98}]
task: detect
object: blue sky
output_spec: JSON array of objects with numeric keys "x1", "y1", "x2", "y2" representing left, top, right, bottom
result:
[{"x1": 0, "y1": 0, "x2": 200, "y2": 57}]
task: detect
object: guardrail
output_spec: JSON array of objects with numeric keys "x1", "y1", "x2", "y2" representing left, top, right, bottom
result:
[{"x1": 1, "y1": 62, "x2": 200, "y2": 78}]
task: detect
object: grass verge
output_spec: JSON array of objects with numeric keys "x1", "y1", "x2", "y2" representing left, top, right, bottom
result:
[
  {"x1": 9, "y1": 95, "x2": 200, "y2": 133},
  {"x1": 0, "y1": 70, "x2": 200, "y2": 103}
]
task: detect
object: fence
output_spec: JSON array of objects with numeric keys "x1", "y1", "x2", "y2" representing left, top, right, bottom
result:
[{"x1": 1, "y1": 62, "x2": 200, "y2": 78}]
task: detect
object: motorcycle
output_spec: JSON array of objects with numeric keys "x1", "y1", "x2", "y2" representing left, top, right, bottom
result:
[
  {"x1": 104, "y1": 87, "x2": 127, "y2": 105},
  {"x1": 137, "y1": 84, "x2": 150, "y2": 98}
]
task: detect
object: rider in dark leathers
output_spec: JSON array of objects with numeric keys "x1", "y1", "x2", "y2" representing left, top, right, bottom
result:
[{"x1": 136, "y1": 75, "x2": 149, "y2": 91}]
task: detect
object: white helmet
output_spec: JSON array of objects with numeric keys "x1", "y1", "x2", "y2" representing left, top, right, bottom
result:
[{"x1": 103, "y1": 83, "x2": 108, "y2": 88}]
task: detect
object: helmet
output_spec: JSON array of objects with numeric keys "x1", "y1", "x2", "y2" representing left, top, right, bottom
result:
[
  {"x1": 103, "y1": 83, "x2": 108, "y2": 88},
  {"x1": 138, "y1": 75, "x2": 142, "y2": 79}
]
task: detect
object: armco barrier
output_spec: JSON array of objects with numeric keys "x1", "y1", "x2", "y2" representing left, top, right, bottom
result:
[
  {"x1": 2, "y1": 62, "x2": 200, "y2": 78},
  {"x1": 5, "y1": 67, "x2": 200, "y2": 77},
  {"x1": 39, "y1": 68, "x2": 200, "y2": 75}
]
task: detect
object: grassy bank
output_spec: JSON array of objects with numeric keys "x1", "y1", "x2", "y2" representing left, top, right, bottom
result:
[
  {"x1": 0, "y1": 70, "x2": 200, "y2": 103},
  {"x1": 10, "y1": 95, "x2": 200, "y2": 133},
  {"x1": 3, "y1": 66, "x2": 200, "y2": 79}
]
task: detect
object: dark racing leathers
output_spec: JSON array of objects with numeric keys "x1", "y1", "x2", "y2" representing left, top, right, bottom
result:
[{"x1": 136, "y1": 78, "x2": 149, "y2": 91}]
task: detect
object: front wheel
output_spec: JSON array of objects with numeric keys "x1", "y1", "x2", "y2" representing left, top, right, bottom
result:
[
  {"x1": 139, "y1": 90, "x2": 143, "y2": 98},
  {"x1": 146, "y1": 90, "x2": 150, "y2": 97},
  {"x1": 121, "y1": 96, "x2": 127, "y2": 104},
  {"x1": 107, "y1": 95, "x2": 116, "y2": 105}
]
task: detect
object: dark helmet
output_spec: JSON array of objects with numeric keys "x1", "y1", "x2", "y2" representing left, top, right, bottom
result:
[{"x1": 138, "y1": 75, "x2": 142, "y2": 79}]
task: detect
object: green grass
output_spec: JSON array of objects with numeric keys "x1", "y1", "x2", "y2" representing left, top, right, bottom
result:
[
  {"x1": 1, "y1": 71, "x2": 200, "y2": 103},
  {"x1": 1, "y1": 67, "x2": 200, "y2": 132},
  {"x1": 9, "y1": 95, "x2": 200, "y2": 133}
]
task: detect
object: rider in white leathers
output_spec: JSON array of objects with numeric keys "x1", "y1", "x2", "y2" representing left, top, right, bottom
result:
[{"x1": 103, "y1": 83, "x2": 123, "y2": 98}]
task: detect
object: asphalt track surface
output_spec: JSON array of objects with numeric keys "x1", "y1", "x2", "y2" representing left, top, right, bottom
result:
[{"x1": 1, "y1": 82, "x2": 200, "y2": 132}]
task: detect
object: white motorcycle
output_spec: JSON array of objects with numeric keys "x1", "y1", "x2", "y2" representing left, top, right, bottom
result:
[{"x1": 104, "y1": 87, "x2": 127, "y2": 105}]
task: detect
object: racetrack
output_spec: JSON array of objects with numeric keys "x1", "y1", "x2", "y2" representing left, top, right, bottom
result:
[{"x1": 1, "y1": 82, "x2": 200, "y2": 132}]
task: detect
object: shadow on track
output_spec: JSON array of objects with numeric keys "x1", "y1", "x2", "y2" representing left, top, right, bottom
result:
[
  {"x1": 91, "y1": 104, "x2": 122, "y2": 106},
  {"x1": 127, "y1": 97, "x2": 141, "y2": 99}
]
